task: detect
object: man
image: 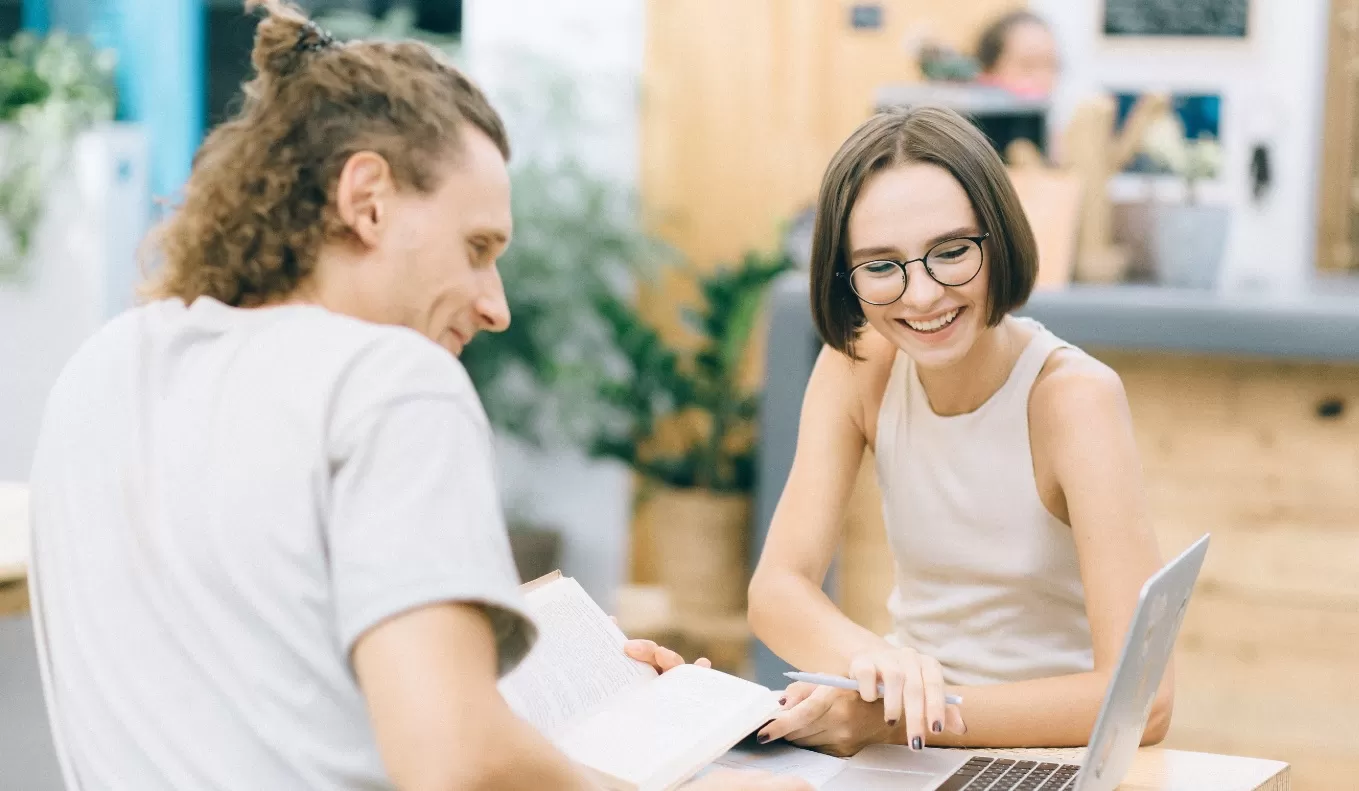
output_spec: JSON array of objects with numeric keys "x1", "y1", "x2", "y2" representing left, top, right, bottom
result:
[{"x1": 27, "y1": 2, "x2": 807, "y2": 789}]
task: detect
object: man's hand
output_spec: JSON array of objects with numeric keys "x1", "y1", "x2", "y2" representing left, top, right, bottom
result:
[{"x1": 623, "y1": 639, "x2": 712, "y2": 673}]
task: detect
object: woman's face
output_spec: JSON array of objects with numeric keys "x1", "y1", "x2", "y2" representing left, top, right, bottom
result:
[
  {"x1": 989, "y1": 20, "x2": 1059, "y2": 98},
  {"x1": 845, "y1": 162, "x2": 992, "y2": 371}
]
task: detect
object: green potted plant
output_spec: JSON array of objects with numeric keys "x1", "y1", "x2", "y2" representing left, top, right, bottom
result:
[
  {"x1": 588, "y1": 250, "x2": 794, "y2": 620},
  {"x1": 458, "y1": 152, "x2": 664, "y2": 580},
  {"x1": 1138, "y1": 109, "x2": 1227, "y2": 289},
  {"x1": 0, "y1": 30, "x2": 118, "y2": 281}
]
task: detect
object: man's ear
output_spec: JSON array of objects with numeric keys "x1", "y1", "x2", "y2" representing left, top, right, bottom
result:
[{"x1": 335, "y1": 151, "x2": 393, "y2": 248}]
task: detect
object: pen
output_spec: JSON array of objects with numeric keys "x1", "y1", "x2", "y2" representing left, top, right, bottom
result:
[{"x1": 783, "y1": 671, "x2": 964, "y2": 705}]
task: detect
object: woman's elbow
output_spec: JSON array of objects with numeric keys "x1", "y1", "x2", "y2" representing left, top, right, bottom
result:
[
  {"x1": 1140, "y1": 687, "x2": 1175, "y2": 745},
  {"x1": 746, "y1": 567, "x2": 785, "y2": 637}
]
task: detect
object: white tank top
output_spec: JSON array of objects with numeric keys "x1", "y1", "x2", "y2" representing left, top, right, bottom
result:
[{"x1": 874, "y1": 318, "x2": 1094, "y2": 686}]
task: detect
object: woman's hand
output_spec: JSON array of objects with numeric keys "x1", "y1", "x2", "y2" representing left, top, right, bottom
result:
[
  {"x1": 755, "y1": 683, "x2": 903, "y2": 758},
  {"x1": 843, "y1": 646, "x2": 964, "y2": 750},
  {"x1": 759, "y1": 647, "x2": 966, "y2": 756}
]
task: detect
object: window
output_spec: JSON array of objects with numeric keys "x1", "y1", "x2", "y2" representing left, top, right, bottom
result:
[{"x1": 204, "y1": 0, "x2": 462, "y2": 128}]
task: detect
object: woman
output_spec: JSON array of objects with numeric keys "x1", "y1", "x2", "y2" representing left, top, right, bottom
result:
[
  {"x1": 975, "y1": 10, "x2": 1060, "y2": 99},
  {"x1": 748, "y1": 106, "x2": 1169, "y2": 757}
]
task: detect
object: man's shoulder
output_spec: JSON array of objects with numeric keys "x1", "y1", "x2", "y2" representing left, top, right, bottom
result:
[
  {"x1": 61, "y1": 299, "x2": 479, "y2": 418},
  {"x1": 326, "y1": 318, "x2": 477, "y2": 404},
  {"x1": 281, "y1": 309, "x2": 486, "y2": 432},
  {"x1": 186, "y1": 297, "x2": 477, "y2": 402}
]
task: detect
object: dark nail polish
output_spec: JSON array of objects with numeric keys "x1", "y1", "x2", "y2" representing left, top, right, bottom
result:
[
  {"x1": 757, "y1": 734, "x2": 770, "y2": 744},
  {"x1": 933, "y1": 721, "x2": 943, "y2": 733},
  {"x1": 778, "y1": 697, "x2": 787, "y2": 706},
  {"x1": 887, "y1": 719, "x2": 897, "y2": 727},
  {"x1": 912, "y1": 737, "x2": 922, "y2": 751}
]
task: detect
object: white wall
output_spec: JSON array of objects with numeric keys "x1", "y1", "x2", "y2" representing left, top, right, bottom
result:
[
  {"x1": 463, "y1": 0, "x2": 645, "y2": 186},
  {"x1": 0, "y1": 125, "x2": 150, "y2": 481},
  {"x1": 1031, "y1": 0, "x2": 1330, "y2": 294},
  {"x1": 462, "y1": 0, "x2": 647, "y2": 613}
]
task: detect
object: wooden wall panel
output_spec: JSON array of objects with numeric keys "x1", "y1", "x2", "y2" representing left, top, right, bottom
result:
[
  {"x1": 837, "y1": 351, "x2": 1359, "y2": 791},
  {"x1": 1316, "y1": 0, "x2": 1359, "y2": 272},
  {"x1": 639, "y1": 0, "x2": 1023, "y2": 328}
]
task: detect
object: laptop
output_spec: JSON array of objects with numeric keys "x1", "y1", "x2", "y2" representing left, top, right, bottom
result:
[{"x1": 822, "y1": 533, "x2": 1210, "y2": 791}]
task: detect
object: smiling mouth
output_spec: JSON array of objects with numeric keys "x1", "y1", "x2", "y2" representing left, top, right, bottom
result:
[
  {"x1": 899, "y1": 307, "x2": 962, "y2": 334},
  {"x1": 446, "y1": 329, "x2": 470, "y2": 351}
]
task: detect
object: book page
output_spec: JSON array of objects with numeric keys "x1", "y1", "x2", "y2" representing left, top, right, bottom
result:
[
  {"x1": 706, "y1": 742, "x2": 847, "y2": 788},
  {"x1": 554, "y1": 663, "x2": 781, "y2": 791},
  {"x1": 498, "y1": 576, "x2": 656, "y2": 734}
]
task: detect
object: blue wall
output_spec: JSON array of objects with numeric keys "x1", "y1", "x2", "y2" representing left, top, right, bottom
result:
[
  {"x1": 20, "y1": 0, "x2": 49, "y2": 31},
  {"x1": 24, "y1": 0, "x2": 204, "y2": 206}
]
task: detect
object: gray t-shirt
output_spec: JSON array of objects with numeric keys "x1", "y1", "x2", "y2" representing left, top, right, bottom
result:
[{"x1": 28, "y1": 297, "x2": 536, "y2": 790}]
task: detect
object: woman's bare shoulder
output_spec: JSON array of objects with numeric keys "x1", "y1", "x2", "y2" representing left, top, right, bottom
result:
[
  {"x1": 852, "y1": 326, "x2": 899, "y2": 389},
  {"x1": 821, "y1": 327, "x2": 898, "y2": 442},
  {"x1": 1031, "y1": 346, "x2": 1129, "y2": 426}
]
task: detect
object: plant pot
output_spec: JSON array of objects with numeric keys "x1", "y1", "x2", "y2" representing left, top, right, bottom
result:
[
  {"x1": 636, "y1": 485, "x2": 750, "y2": 620},
  {"x1": 1149, "y1": 203, "x2": 1229, "y2": 289}
]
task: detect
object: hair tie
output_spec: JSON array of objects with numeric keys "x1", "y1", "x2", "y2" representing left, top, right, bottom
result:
[{"x1": 295, "y1": 20, "x2": 336, "y2": 54}]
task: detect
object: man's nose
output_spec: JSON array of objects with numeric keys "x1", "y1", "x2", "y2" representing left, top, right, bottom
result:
[{"x1": 476, "y1": 267, "x2": 511, "y2": 332}]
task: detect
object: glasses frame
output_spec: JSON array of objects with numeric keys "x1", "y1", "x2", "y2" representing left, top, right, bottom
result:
[{"x1": 839, "y1": 232, "x2": 991, "y2": 306}]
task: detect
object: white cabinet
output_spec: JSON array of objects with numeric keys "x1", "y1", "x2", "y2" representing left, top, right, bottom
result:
[{"x1": 0, "y1": 122, "x2": 150, "y2": 480}]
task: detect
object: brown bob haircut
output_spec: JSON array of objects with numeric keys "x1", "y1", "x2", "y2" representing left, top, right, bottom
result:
[{"x1": 808, "y1": 105, "x2": 1038, "y2": 359}]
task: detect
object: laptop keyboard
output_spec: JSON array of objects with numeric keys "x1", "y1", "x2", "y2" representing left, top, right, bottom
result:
[{"x1": 935, "y1": 756, "x2": 1082, "y2": 791}]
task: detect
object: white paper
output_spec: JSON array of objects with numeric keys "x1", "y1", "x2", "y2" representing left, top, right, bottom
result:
[
  {"x1": 554, "y1": 663, "x2": 779, "y2": 789},
  {"x1": 709, "y1": 743, "x2": 848, "y2": 788},
  {"x1": 498, "y1": 576, "x2": 656, "y2": 734}
]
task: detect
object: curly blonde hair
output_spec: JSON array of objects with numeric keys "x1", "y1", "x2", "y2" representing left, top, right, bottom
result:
[{"x1": 142, "y1": 0, "x2": 510, "y2": 308}]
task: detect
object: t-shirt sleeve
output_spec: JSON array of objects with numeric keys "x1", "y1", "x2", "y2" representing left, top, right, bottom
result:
[{"x1": 325, "y1": 334, "x2": 536, "y2": 677}]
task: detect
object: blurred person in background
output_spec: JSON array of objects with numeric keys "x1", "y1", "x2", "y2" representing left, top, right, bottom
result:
[
  {"x1": 25, "y1": 2, "x2": 807, "y2": 790},
  {"x1": 747, "y1": 106, "x2": 1169, "y2": 757},
  {"x1": 974, "y1": 10, "x2": 1060, "y2": 99}
]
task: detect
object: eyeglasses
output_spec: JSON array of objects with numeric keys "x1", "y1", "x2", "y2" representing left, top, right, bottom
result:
[{"x1": 840, "y1": 233, "x2": 989, "y2": 306}]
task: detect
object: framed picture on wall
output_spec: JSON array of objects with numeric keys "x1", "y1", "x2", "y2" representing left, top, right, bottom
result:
[{"x1": 1102, "y1": 0, "x2": 1251, "y2": 39}]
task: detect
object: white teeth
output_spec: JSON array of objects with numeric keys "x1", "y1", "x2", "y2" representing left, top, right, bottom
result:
[{"x1": 905, "y1": 308, "x2": 960, "y2": 332}]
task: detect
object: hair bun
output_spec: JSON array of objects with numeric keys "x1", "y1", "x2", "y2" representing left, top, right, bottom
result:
[
  {"x1": 245, "y1": 0, "x2": 335, "y2": 80},
  {"x1": 294, "y1": 20, "x2": 336, "y2": 54}
]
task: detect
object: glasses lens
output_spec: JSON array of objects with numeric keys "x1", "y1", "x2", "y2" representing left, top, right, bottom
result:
[
  {"x1": 850, "y1": 261, "x2": 906, "y2": 305},
  {"x1": 924, "y1": 238, "x2": 983, "y2": 286}
]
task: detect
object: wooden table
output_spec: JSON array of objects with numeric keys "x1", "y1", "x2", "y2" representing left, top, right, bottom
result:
[
  {"x1": 975, "y1": 746, "x2": 1289, "y2": 791},
  {"x1": 0, "y1": 482, "x2": 29, "y2": 617},
  {"x1": 0, "y1": 573, "x2": 29, "y2": 618}
]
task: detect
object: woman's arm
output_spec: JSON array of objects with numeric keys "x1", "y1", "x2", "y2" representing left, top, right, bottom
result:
[
  {"x1": 912, "y1": 353, "x2": 1171, "y2": 748},
  {"x1": 747, "y1": 343, "x2": 889, "y2": 673},
  {"x1": 751, "y1": 338, "x2": 964, "y2": 752}
]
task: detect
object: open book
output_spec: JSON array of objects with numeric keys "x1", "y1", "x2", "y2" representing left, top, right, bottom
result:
[{"x1": 499, "y1": 571, "x2": 783, "y2": 791}]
